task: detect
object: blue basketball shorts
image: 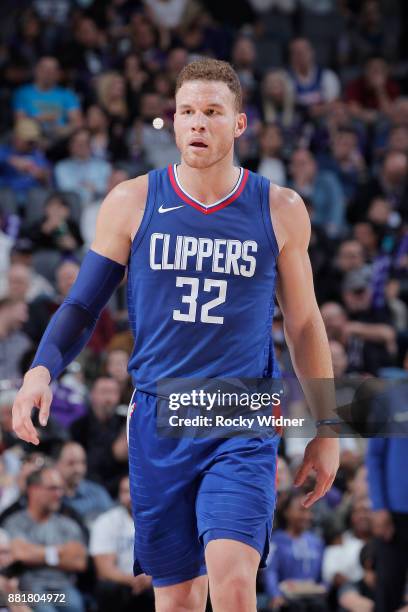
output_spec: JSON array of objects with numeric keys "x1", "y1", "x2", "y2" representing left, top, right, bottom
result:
[{"x1": 126, "y1": 389, "x2": 280, "y2": 587}]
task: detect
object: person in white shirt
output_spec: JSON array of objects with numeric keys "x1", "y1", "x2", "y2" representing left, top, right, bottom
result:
[{"x1": 90, "y1": 476, "x2": 152, "y2": 612}]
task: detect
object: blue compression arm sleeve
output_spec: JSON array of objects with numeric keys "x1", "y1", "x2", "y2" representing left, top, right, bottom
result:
[{"x1": 30, "y1": 250, "x2": 126, "y2": 380}]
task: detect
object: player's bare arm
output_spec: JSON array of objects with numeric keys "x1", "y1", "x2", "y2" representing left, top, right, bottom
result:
[
  {"x1": 270, "y1": 184, "x2": 340, "y2": 507},
  {"x1": 12, "y1": 175, "x2": 148, "y2": 446}
]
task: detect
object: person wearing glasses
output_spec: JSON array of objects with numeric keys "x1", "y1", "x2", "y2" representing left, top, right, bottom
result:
[{"x1": 1, "y1": 465, "x2": 87, "y2": 612}]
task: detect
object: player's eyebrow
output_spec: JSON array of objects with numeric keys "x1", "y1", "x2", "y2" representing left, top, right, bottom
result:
[{"x1": 178, "y1": 102, "x2": 225, "y2": 110}]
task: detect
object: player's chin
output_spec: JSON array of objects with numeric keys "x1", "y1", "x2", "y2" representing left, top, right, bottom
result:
[{"x1": 184, "y1": 152, "x2": 212, "y2": 169}]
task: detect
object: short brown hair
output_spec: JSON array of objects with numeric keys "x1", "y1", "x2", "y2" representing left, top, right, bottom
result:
[{"x1": 175, "y1": 58, "x2": 242, "y2": 111}]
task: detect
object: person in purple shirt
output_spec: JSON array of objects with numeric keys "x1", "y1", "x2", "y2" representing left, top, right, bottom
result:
[{"x1": 263, "y1": 490, "x2": 326, "y2": 610}]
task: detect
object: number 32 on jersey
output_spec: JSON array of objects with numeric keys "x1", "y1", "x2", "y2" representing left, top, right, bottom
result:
[{"x1": 173, "y1": 277, "x2": 227, "y2": 324}]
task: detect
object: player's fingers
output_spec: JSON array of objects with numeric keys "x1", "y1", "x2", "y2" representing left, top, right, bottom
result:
[
  {"x1": 293, "y1": 459, "x2": 312, "y2": 487},
  {"x1": 323, "y1": 473, "x2": 336, "y2": 496},
  {"x1": 39, "y1": 389, "x2": 52, "y2": 427},
  {"x1": 302, "y1": 470, "x2": 329, "y2": 507},
  {"x1": 15, "y1": 402, "x2": 40, "y2": 445},
  {"x1": 12, "y1": 401, "x2": 32, "y2": 444}
]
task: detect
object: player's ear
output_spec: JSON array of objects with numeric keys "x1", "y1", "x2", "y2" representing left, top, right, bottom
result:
[{"x1": 235, "y1": 112, "x2": 247, "y2": 138}]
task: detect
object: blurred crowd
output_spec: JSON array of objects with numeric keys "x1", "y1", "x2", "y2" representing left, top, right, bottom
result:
[{"x1": 0, "y1": 0, "x2": 408, "y2": 610}]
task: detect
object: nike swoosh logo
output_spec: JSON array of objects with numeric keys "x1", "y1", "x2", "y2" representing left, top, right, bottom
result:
[{"x1": 158, "y1": 204, "x2": 185, "y2": 214}]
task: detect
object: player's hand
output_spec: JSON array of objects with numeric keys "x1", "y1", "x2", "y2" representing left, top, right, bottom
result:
[
  {"x1": 294, "y1": 437, "x2": 339, "y2": 507},
  {"x1": 372, "y1": 509, "x2": 394, "y2": 541},
  {"x1": 12, "y1": 367, "x2": 52, "y2": 445}
]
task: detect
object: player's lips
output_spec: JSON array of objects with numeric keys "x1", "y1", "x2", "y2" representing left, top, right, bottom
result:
[{"x1": 189, "y1": 140, "x2": 208, "y2": 148}]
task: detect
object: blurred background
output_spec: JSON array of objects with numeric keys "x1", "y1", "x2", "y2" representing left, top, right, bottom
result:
[{"x1": 0, "y1": 0, "x2": 407, "y2": 610}]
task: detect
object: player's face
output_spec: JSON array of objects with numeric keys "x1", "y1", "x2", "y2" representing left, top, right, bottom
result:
[{"x1": 174, "y1": 80, "x2": 246, "y2": 169}]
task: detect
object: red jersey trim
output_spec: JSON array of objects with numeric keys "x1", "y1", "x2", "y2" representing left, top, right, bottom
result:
[{"x1": 168, "y1": 165, "x2": 249, "y2": 215}]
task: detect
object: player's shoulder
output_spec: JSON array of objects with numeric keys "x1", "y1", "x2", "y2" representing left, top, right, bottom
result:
[
  {"x1": 269, "y1": 183, "x2": 305, "y2": 213},
  {"x1": 96, "y1": 174, "x2": 149, "y2": 239},
  {"x1": 268, "y1": 183, "x2": 311, "y2": 250},
  {"x1": 108, "y1": 173, "x2": 149, "y2": 204}
]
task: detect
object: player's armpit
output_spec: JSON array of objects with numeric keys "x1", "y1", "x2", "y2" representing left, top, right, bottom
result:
[{"x1": 91, "y1": 174, "x2": 148, "y2": 265}]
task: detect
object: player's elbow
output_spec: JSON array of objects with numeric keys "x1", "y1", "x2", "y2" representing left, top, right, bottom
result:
[{"x1": 283, "y1": 309, "x2": 323, "y2": 346}]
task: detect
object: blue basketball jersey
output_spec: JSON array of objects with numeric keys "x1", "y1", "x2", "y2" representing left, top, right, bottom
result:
[{"x1": 127, "y1": 164, "x2": 280, "y2": 394}]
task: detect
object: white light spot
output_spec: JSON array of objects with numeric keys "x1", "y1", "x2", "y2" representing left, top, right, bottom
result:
[{"x1": 152, "y1": 117, "x2": 164, "y2": 130}]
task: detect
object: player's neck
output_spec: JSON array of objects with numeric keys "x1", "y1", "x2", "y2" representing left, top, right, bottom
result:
[{"x1": 177, "y1": 158, "x2": 240, "y2": 206}]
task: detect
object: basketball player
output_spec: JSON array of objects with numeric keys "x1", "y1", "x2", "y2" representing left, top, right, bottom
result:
[{"x1": 12, "y1": 60, "x2": 339, "y2": 611}]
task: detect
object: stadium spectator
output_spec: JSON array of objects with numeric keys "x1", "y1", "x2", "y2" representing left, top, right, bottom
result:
[
  {"x1": 103, "y1": 349, "x2": 133, "y2": 405},
  {"x1": 122, "y1": 53, "x2": 148, "y2": 103},
  {"x1": 317, "y1": 240, "x2": 369, "y2": 304},
  {"x1": 366, "y1": 436, "x2": 408, "y2": 612},
  {"x1": 90, "y1": 475, "x2": 153, "y2": 611},
  {"x1": 61, "y1": 17, "x2": 110, "y2": 98},
  {"x1": 54, "y1": 128, "x2": 112, "y2": 207},
  {"x1": 22, "y1": 193, "x2": 83, "y2": 255},
  {"x1": 260, "y1": 70, "x2": 297, "y2": 152},
  {"x1": 232, "y1": 36, "x2": 259, "y2": 87},
  {"x1": 263, "y1": 490, "x2": 326, "y2": 610},
  {"x1": 289, "y1": 148, "x2": 346, "y2": 237},
  {"x1": 70, "y1": 377, "x2": 127, "y2": 496},
  {"x1": 32, "y1": 0, "x2": 72, "y2": 26},
  {"x1": 125, "y1": 14, "x2": 162, "y2": 74},
  {"x1": 7, "y1": 9, "x2": 46, "y2": 69},
  {"x1": 0, "y1": 528, "x2": 33, "y2": 612},
  {"x1": 12, "y1": 57, "x2": 82, "y2": 141},
  {"x1": 1, "y1": 262, "x2": 54, "y2": 304},
  {"x1": 56, "y1": 441, "x2": 113, "y2": 528},
  {"x1": 337, "y1": 540, "x2": 376, "y2": 612},
  {"x1": 346, "y1": 56, "x2": 400, "y2": 124},
  {"x1": 384, "y1": 276, "x2": 408, "y2": 333},
  {"x1": 80, "y1": 167, "x2": 130, "y2": 251},
  {"x1": 86, "y1": 104, "x2": 129, "y2": 163},
  {"x1": 321, "y1": 300, "x2": 393, "y2": 375},
  {"x1": 322, "y1": 496, "x2": 372, "y2": 589},
  {"x1": 144, "y1": 0, "x2": 202, "y2": 30},
  {"x1": 0, "y1": 118, "x2": 50, "y2": 201},
  {"x1": 165, "y1": 47, "x2": 189, "y2": 87},
  {"x1": 96, "y1": 72, "x2": 131, "y2": 150},
  {"x1": 2, "y1": 466, "x2": 87, "y2": 611},
  {"x1": 0, "y1": 298, "x2": 31, "y2": 382},
  {"x1": 86, "y1": 105, "x2": 111, "y2": 161},
  {"x1": 318, "y1": 127, "x2": 367, "y2": 202},
  {"x1": 0, "y1": 452, "x2": 86, "y2": 538},
  {"x1": 288, "y1": 38, "x2": 340, "y2": 115},
  {"x1": 26, "y1": 259, "x2": 115, "y2": 356},
  {"x1": 1, "y1": 454, "x2": 54, "y2": 525},
  {"x1": 254, "y1": 123, "x2": 286, "y2": 186},
  {"x1": 349, "y1": 150, "x2": 408, "y2": 224}
]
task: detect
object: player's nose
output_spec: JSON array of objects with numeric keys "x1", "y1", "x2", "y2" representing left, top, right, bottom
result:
[{"x1": 191, "y1": 111, "x2": 207, "y2": 131}]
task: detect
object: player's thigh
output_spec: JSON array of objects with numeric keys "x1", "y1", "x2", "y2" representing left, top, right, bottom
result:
[
  {"x1": 154, "y1": 575, "x2": 208, "y2": 612},
  {"x1": 205, "y1": 538, "x2": 259, "y2": 586},
  {"x1": 196, "y1": 436, "x2": 279, "y2": 566}
]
